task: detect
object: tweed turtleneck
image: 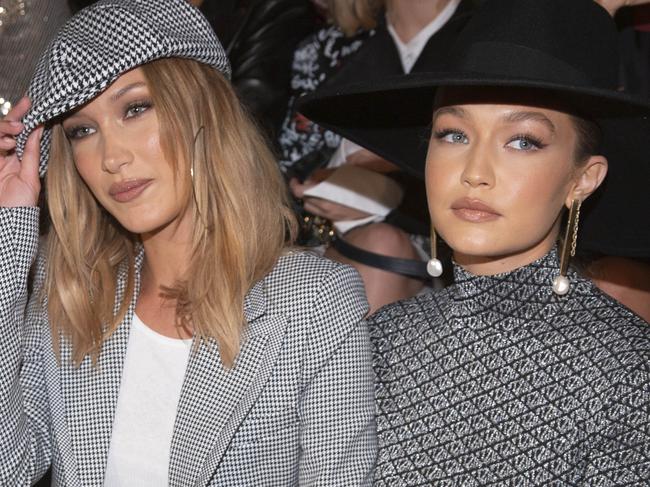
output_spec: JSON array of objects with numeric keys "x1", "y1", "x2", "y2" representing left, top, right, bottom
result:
[{"x1": 369, "y1": 248, "x2": 650, "y2": 486}]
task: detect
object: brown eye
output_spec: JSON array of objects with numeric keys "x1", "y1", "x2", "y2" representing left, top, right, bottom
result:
[
  {"x1": 66, "y1": 125, "x2": 95, "y2": 140},
  {"x1": 125, "y1": 101, "x2": 152, "y2": 119}
]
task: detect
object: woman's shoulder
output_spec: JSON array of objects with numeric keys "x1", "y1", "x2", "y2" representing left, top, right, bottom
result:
[
  {"x1": 368, "y1": 288, "x2": 451, "y2": 329},
  {"x1": 262, "y1": 249, "x2": 366, "y2": 313},
  {"x1": 573, "y1": 275, "x2": 650, "y2": 362}
]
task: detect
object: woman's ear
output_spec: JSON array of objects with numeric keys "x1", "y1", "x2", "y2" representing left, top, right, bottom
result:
[{"x1": 565, "y1": 155, "x2": 608, "y2": 207}]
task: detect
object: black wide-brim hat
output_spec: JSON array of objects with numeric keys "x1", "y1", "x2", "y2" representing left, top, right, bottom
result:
[{"x1": 298, "y1": 0, "x2": 650, "y2": 258}]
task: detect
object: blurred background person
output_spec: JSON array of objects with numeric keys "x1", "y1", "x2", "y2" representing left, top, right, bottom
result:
[{"x1": 279, "y1": 0, "x2": 479, "y2": 312}]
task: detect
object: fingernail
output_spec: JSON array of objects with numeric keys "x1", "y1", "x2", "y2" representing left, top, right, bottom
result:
[{"x1": 9, "y1": 121, "x2": 22, "y2": 127}]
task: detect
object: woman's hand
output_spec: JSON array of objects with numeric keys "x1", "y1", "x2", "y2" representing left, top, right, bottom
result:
[
  {"x1": 0, "y1": 97, "x2": 42, "y2": 207},
  {"x1": 595, "y1": 0, "x2": 650, "y2": 15},
  {"x1": 289, "y1": 169, "x2": 371, "y2": 221}
]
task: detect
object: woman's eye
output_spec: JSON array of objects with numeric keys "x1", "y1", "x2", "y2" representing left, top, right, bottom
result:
[
  {"x1": 435, "y1": 130, "x2": 469, "y2": 144},
  {"x1": 505, "y1": 135, "x2": 544, "y2": 151},
  {"x1": 125, "y1": 101, "x2": 152, "y2": 119},
  {"x1": 66, "y1": 126, "x2": 95, "y2": 140}
]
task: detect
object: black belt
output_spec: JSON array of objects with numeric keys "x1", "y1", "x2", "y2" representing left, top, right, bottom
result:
[{"x1": 332, "y1": 237, "x2": 430, "y2": 280}]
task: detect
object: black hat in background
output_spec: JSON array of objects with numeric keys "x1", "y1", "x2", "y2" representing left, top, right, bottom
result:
[{"x1": 298, "y1": 0, "x2": 650, "y2": 258}]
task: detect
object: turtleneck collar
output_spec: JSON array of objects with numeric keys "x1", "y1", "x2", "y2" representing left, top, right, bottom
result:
[{"x1": 449, "y1": 247, "x2": 584, "y2": 332}]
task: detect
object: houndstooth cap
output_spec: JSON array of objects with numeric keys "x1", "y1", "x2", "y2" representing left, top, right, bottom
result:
[{"x1": 16, "y1": 0, "x2": 231, "y2": 176}]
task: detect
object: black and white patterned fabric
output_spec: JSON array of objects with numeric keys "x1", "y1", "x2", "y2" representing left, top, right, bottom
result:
[
  {"x1": 277, "y1": 24, "x2": 371, "y2": 172},
  {"x1": 16, "y1": 0, "x2": 231, "y2": 177},
  {"x1": 0, "y1": 208, "x2": 376, "y2": 486},
  {"x1": 369, "y1": 248, "x2": 650, "y2": 486}
]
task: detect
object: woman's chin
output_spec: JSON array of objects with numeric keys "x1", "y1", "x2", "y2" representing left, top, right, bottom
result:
[
  {"x1": 113, "y1": 216, "x2": 163, "y2": 236},
  {"x1": 443, "y1": 234, "x2": 503, "y2": 260}
]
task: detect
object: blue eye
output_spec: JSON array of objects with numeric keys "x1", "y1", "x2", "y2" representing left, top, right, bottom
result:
[
  {"x1": 435, "y1": 129, "x2": 469, "y2": 144},
  {"x1": 506, "y1": 135, "x2": 545, "y2": 151}
]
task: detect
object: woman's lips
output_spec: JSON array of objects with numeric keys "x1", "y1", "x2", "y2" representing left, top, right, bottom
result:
[
  {"x1": 451, "y1": 197, "x2": 501, "y2": 222},
  {"x1": 108, "y1": 179, "x2": 153, "y2": 203}
]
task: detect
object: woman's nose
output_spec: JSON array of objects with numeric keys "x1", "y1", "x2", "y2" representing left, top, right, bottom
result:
[
  {"x1": 461, "y1": 145, "x2": 495, "y2": 188},
  {"x1": 101, "y1": 129, "x2": 133, "y2": 173}
]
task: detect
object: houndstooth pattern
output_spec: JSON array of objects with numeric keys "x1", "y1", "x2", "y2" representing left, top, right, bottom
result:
[
  {"x1": 0, "y1": 208, "x2": 47, "y2": 482},
  {"x1": 0, "y1": 208, "x2": 376, "y2": 486},
  {"x1": 369, "y1": 247, "x2": 650, "y2": 486},
  {"x1": 16, "y1": 0, "x2": 231, "y2": 177}
]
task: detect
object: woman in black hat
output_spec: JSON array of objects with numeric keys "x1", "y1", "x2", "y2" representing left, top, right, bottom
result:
[
  {"x1": 0, "y1": 0, "x2": 375, "y2": 485},
  {"x1": 299, "y1": 0, "x2": 650, "y2": 484}
]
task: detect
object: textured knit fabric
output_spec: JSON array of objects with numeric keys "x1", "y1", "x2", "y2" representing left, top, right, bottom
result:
[
  {"x1": 0, "y1": 207, "x2": 376, "y2": 487},
  {"x1": 369, "y1": 248, "x2": 650, "y2": 486}
]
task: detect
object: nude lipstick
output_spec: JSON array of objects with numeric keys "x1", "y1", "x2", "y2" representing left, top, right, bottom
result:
[
  {"x1": 451, "y1": 197, "x2": 501, "y2": 222},
  {"x1": 109, "y1": 179, "x2": 152, "y2": 203}
]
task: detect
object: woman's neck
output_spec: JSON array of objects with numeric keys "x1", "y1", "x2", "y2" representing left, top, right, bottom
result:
[
  {"x1": 385, "y1": 0, "x2": 454, "y2": 43},
  {"x1": 139, "y1": 220, "x2": 193, "y2": 290},
  {"x1": 135, "y1": 218, "x2": 194, "y2": 338}
]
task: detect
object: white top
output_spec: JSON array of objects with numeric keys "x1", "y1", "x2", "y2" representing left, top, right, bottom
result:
[
  {"x1": 387, "y1": 0, "x2": 461, "y2": 73},
  {"x1": 312, "y1": 1, "x2": 461, "y2": 233},
  {"x1": 104, "y1": 314, "x2": 192, "y2": 486}
]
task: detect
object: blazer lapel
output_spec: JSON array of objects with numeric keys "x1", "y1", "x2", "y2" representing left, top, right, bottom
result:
[
  {"x1": 168, "y1": 279, "x2": 289, "y2": 487},
  {"x1": 57, "y1": 250, "x2": 143, "y2": 487}
]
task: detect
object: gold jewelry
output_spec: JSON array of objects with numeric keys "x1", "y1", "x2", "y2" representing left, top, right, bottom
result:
[
  {"x1": 190, "y1": 125, "x2": 210, "y2": 228},
  {"x1": 426, "y1": 223, "x2": 443, "y2": 277},
  {"x1": 552, "y1": 198, "x2": 581, "y2": 295},
  {"x1": 191, "y1": 125, "x2": 204, "y2": 185}
]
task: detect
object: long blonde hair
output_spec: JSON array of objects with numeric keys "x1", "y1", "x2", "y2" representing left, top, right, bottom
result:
[
  {"x1": 45, "y1": 58, "x2": 297, "y2": 366},
  {"x1": 328, "y1": 0, "x2": 384, "y2": 36}
]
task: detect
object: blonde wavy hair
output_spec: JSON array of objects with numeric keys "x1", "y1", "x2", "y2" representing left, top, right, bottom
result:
[
  {"x1": 328, "y1": 0, "x2": 384, "y2": 36},
  {"x1": 44, "y1": 58, "x2": 297, "y2": 366}
]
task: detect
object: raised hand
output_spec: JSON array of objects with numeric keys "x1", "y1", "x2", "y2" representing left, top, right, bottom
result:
[{"x1": 0, "y1": 97, "x2": 42, "y2": 207}]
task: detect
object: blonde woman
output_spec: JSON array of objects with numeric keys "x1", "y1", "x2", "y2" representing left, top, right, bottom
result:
[
  {"x1": 0, "y1": 0, "x2": 375, "y2": 485},
  {"x1": 300, "y1": 0, "x2": 650, "y2": 484}
]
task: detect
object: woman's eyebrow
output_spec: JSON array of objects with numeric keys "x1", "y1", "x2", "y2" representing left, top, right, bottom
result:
[
  {"x1": 110, "y1": 81, "x2": 146, "y2": 102},
  {"x1": 432, "y1": 106, "x2": 467, "y2": 123},
  {"x1": 501, "y1": 111, "x2": 556, "y2": 134}
]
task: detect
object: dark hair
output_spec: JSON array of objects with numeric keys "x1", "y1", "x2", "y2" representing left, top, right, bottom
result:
[{"x1": 570, "y1": 115, "x2": 602, "y2": 164}]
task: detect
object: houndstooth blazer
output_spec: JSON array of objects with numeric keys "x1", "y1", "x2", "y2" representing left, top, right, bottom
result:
[{"x1": 0, "y1": 207, "x2": 376, "y2": 486}]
